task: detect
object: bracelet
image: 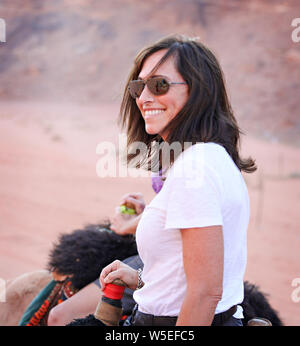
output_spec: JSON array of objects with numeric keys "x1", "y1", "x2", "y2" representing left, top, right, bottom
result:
[{"x1": 136, "y1": 268, "x2": 144, "y2": 290}]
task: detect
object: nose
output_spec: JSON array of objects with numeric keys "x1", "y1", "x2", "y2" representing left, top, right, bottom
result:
[{"x1": 137, "y1": 83, "x2": 155, "y2": 103}]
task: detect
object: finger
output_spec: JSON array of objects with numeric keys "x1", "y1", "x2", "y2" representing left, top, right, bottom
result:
[
  {"x1": 120, "y1": 192, "x2": 143, "y2": 205},
  {"x1": 103, "y1": 270, "x2": 122, "y2": 285},
  {"x1": 122, "y1": 197, "x2": 144, "y2": 212},
  {"x1": 120, "y1": 193, "x2": 133, "y2": 204},
  {"x1": 99, "y1": 260, "x2": 120, "y2": 288},
  {"x1": 121, "y1": 192, "x2": 142, "y2": 199},
  {"x1": 128, "y1": 192, "x2": 144, "y2": 199},
  {"x1": 100, "y1": 268, "x2": 113, "y2": 290},
  {"x1": 123, "y1": 200, "x2": 137, "y2": 211}
]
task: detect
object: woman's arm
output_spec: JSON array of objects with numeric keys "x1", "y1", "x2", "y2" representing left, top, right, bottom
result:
[{"x1": 176, "y1": 225, "x2": 224, "y2": 326}]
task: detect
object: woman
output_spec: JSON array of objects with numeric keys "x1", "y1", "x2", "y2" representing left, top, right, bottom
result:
[{"x1": 100, "y1": 34, "x2": 257, "y2": 326}]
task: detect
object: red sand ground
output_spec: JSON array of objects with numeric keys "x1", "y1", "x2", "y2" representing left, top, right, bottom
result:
[{"x1": 0, "y1": 101, "x2": 299, "y2": 325}]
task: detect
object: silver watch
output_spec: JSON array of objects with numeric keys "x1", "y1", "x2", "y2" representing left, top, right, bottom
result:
[{"x1": 136, "y1": 268, "x2": 144, "y2": 290}]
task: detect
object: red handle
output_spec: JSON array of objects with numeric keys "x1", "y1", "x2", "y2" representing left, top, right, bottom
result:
[{"x1": 103, "y1": 283, "x2": 126, "y2": 300}]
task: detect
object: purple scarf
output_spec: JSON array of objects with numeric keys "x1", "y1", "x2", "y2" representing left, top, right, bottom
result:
[{"x1": 151, "y1": 170, "x2": 165, "y2": 194}]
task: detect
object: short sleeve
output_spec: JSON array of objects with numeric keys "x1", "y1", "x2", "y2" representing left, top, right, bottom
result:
[{"x1": 164, "y1": 148, "x2": 224, "y2": 230}]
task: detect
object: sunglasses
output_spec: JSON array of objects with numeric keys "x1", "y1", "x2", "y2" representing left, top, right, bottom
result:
[{"x1": 128, "y1": 76, "x2": 187, "y2": 98}]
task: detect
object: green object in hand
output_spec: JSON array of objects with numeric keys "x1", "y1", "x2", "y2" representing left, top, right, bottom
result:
[{"x1": 120, "y1": 205, "x2": 136, "y2": 215}]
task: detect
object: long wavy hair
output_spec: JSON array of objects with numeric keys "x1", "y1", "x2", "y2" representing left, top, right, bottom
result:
[{"x1": 119, "y1": 34, "x2": 257, "y2": 174}]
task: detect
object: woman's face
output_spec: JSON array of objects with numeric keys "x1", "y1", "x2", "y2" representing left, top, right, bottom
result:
[{"x1": 136, "y1": 49, "x2": 189, "y2": 140}]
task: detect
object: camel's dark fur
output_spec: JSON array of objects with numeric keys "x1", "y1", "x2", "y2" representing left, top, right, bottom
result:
[
  {"x1": 241, "y1": 281, "x2": 283, "y2": 326},
  {"x1": 47, "y1": 222, "x2": 137, "y2": 290}
]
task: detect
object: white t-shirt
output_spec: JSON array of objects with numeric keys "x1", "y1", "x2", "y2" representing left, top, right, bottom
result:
[{"x1": 133, "y1": 142, "x2": 249, "y2": 319}]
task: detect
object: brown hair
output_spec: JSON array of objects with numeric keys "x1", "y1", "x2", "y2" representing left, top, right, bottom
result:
[{"x1": 119, "y1": 34, "x2": 257, "y2": 174}]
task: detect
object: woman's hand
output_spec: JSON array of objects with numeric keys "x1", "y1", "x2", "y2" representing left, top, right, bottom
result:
[
  {"x1": 110, "y1": 209, "x2": 141, "y2": 235},
  {"x1": 100, "y1": 260, "x2": 139, "y2": 291},
  {"x1": 110, "y1": 192, "x2": 145, "y2": 235},
  {"x1": 120, "y1": 192, "x2": 145, "y2": 215}
]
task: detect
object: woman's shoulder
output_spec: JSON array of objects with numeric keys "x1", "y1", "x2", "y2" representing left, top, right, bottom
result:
[
  {"x1": 167, "y1": 142, "x2": 237, "y2": 181},
  {"x1": 165, "y1": 142, "x2": 221, "y2": 179},
  {"x1": 192, "y1": 142, "x2": 226, "y2": 154},
  {"x1": 174, "y1": 142, "x2": 227, "y2": 166}
]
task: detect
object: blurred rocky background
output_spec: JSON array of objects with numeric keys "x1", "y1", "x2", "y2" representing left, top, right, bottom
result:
[{"x1": 0, "y1": 0, "x2": 299, "y2": 146}]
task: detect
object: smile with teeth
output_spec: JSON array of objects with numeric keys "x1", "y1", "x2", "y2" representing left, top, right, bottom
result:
[{"x1": 144, "y1": 109, "x2": 165, "y2": 116}]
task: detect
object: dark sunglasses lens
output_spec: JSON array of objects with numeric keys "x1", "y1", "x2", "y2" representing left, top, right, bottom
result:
[
  {"x1": 148, "y1": 77, "x2": 169, "y2": 95},
  {"x1": 128, "y1": 80, "x2": 144, "y2": 98},
  {"x1": 128, "y1": 78, "x2": 170, "y2": 98}
]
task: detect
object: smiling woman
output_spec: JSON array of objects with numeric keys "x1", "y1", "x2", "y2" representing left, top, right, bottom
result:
[{"x1": 98, "y1": 34, "x2": 258, "y2": 326}]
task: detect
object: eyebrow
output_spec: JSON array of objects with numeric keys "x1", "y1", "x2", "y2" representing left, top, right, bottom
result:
[{"x1": 137, "y1": 74, "x2": 167, "y2": 81}]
